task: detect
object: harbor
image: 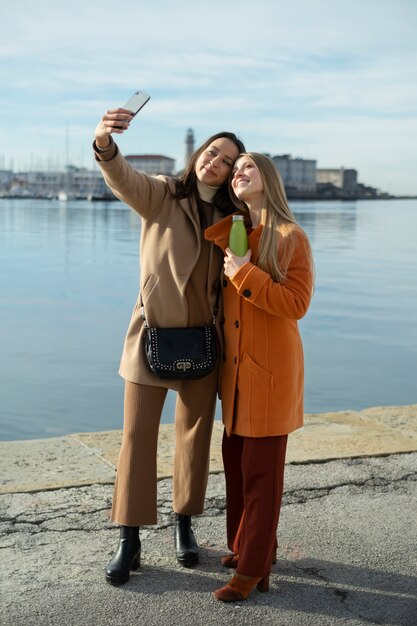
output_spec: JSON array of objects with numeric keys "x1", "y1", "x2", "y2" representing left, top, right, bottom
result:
[{"x1": 2, "y1": 2, "x2": 416, "y2": 623}]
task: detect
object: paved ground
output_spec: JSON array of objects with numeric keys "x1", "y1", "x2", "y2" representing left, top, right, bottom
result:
[{"x1": 1, "y1": 451, "x2": 416, "y2": 626}]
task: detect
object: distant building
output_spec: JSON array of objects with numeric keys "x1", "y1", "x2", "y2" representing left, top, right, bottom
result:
[
  {"x1": 0, "y1": 166, "x2": 112, "y2": 200},
  {"x1": 185, "y1": 128, "x2": 195, "y2": 166},
  {"x1": 71, "y1": 168, "x2": 111, "y2": 199},
  {"x1": 2, "y1": 170, "x2": 66, "y2": 198},
  {"x1": 1, "y1": 150, "x2": 390, "y2": 201},
  {"x1": 272, "y1": 154, "x2": 317, "y2": 194},
  {"x1": 0, "y1": 169, "x2": 13, "y2": 189},
  {"x1": 356, "y1": 182, "x2": 378, "y2": 198},
  {"x1": 125, "y1": 155, "x2": 175, "y2": 176},
  {"x1": 316, "y1": 167, "x2": 358, "y2": 196}
]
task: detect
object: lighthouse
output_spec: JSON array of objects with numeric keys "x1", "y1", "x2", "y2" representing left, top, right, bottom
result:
[{"x1": 185, "y1": 128, "x2": 195, "y2": 165}]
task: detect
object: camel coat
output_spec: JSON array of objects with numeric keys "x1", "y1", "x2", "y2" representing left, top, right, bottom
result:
[
  {"x1": 95, "y1": 141, "x2": 224, "y2": 388},
  {"x1": 205, "y1": 215, "x2": 313, "y2": 437}
]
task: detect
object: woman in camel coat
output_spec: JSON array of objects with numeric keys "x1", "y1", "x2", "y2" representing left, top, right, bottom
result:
[
  {"x1": 94, "y1": 104, "x2": 244, "y2": 584},
  {"x1": 205, "y1": 152, "x2": 314, "y2": 602}
]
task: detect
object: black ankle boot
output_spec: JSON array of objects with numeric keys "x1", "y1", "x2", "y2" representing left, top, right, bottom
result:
[
  {"x1": 174, "y1": 514, "x2": 199, "y2": 567},
  {"x1": 105, "y1": 526, "x2": 141, "y2": 585}
]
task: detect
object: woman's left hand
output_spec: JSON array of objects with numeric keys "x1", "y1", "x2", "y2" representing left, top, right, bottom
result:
[{"x1": 224, "y1": 247, "x2": 252, "y2": 279}]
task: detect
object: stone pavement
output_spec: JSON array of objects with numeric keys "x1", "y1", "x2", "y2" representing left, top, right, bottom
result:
[{"x1": 1, "y1": 404, "x2": 416, "y2": 626}]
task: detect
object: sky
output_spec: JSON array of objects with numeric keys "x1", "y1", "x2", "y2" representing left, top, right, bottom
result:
[{"x1": 1, "y1": 0, "x2": 416, "y2": 195}]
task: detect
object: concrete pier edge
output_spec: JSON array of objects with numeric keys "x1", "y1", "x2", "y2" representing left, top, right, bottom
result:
[{"x1": 1, "y1": 403, "x2": 416, "y2": 495}]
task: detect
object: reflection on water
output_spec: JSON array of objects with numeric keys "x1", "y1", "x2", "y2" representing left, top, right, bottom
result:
[
  {"x1": 295, "y1": 201, "x2": 358, "y2": 249},
  {"x1": 1, "y1": 198, "x2": 416, "y2": 440}
]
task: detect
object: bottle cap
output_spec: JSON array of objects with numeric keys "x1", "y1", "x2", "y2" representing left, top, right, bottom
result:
[{"x1": 232, "y1": 215, "x2": 245, "y2": 221}]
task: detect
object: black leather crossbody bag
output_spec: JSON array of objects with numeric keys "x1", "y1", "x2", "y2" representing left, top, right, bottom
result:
[
  {"x1": 143, "y1": 322, "x2": 217, "y2": 379},
  {"x1": 141, "y1": 288, "x2": 219, "y2": 380}
]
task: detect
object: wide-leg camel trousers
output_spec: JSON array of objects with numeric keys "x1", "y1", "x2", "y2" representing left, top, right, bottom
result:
[
  {"x1": 111, "y1": 369, "x2": 218, "y2": 526},
  {"x1": 222, "y1": 431, "x2": 288, "y2": 578}
]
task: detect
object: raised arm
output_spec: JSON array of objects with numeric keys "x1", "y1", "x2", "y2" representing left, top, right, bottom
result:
[{"x1": 93, "y1": 109, "x2": 171, "y2": 219}]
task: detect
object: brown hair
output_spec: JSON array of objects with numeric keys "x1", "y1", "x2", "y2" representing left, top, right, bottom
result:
[{"x1": 172, "y1": 132, "x2": 245, "y2": 214}]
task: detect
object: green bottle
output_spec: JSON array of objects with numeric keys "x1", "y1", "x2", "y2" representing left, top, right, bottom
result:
[{"x1": 229, "y1": 215, "x2": 248, "y2": 256}]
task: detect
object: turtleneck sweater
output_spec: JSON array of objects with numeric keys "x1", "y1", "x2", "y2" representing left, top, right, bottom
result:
[
  {"x1": 196, "y1": 179, "x2": 220, "y2": 203},
  {"x1": 184, "y1": 180, "x2": 223, "y2": 326}
]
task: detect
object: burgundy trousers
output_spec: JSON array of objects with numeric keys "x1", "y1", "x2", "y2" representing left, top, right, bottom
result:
[{"x1": 222, "y1": 430, "x2": 288, "y2": 578}]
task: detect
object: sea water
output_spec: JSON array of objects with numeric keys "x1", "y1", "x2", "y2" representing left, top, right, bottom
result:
[{"x1": 1, "y1": 198, "x2": 416, "y2": 440}]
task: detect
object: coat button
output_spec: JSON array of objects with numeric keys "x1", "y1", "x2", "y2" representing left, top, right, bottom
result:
[
  {"x1": 243, "y1": 288, "x2": 251, "y2": 297},
  {"x1": 223, "y1": 279, "x2": 228, "y2": 287},
  {"x1": 234, "y1": 357, "x2": 237, "y2": 364},
  {"x1": 221, "y1": 316, "x2": 225, "y2": 324},
  {"x1": 234, "y1": 320, "x2": 239, "y2": 328}
]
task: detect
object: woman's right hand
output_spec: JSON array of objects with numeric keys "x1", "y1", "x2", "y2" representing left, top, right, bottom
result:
[
  {"x1": 224, "y1": 247, "x2": 252, "y2": 279},
  {"x1": 94, "y1": 108, "x2": 135, "y2": 149}
]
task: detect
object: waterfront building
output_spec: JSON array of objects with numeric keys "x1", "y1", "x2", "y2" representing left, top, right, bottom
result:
[
  {"x1": 0, "y1": 169, "x2": 65, "y2": 198},
  {"x1": 272, "y1": 154, "x2": 317, "y2": 195},
  {"x1": 125, "y1": 154, "x2": 175, "y2": 176},
  {"x1": 68, "y1": 167, "x2": 113, "y2": 200},
  {"x1": 316, "y1": 167, "x2": 358, "y2": 196},
  {"x1": 0, "y1": 166, "x2": 111, "y2": 200},
  {"x1": 356, "y1": 182, "x2": 379, "y2": 198},
  {"x1": 1, "y1": 152, "x2": 389, "y2": 201},
  {"x1": 0, "y1": 169, "x2": 13, "y2": 191}
]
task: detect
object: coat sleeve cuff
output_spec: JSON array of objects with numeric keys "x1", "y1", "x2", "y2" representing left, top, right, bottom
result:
[
  {"x1": 231, "y1": 263, "x2": 268, "y2": 299},
  {"x1": 93, "y1": 137, "x2": 118, "y2": 162}
]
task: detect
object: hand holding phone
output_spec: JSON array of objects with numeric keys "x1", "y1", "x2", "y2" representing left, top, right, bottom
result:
[
  {"x1": 95, "y1": 90, "x2": 151, "y2": 143},
  {"x1": 122, "y1": 90, "x2": 151, "y2": 117},
  {"x1": 112, "y1": 90, "x2": 151, "y2": 130}
]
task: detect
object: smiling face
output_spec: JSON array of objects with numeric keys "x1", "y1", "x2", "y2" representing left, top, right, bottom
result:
[
  {"x1": 231, "y1": 156, "x2": 264, "y2": 205},
  {"x1": 195, "y1": 138, "x2": 240, "y2": 187}
]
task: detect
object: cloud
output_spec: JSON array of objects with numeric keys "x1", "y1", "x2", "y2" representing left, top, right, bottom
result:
[{"x1": 0, "y1": 0, "x2": 416, "y2": 194}]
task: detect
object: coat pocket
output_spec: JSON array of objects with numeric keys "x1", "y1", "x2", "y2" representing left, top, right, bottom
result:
[
  {"x1": 235, "y1": 352, "x2": 273, "y2": 436},
  {"x1": 241, "y1": 352, "x2": 274, "y2": 389}
]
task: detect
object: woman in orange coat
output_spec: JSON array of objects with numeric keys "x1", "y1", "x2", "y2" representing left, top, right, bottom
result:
[{"x1": 205, "y1": 152, "x2": 314, "y2": 602}]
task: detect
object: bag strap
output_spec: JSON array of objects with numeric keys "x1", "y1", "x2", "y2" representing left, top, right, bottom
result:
[
  {"x1": 211, "y1": 279, "x2": 221, "y2": 324},
  {"x1": 140, "y1": 304, "x2": 148, "y2": 328}
]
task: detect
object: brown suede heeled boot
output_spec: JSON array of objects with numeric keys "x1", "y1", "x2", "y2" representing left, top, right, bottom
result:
[{"x1": 213, "y1": 574, "x2": 270, "y2": 602}]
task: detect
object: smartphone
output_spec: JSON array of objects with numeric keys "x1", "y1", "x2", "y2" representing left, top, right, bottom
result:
[{"x1": 122, "y1": 90, "x2": 151, "y2": 117}]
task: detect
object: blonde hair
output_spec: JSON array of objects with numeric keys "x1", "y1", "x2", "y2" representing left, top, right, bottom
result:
[{"x1": 230, "y1": 152, "x2": 310, "y2": 282}]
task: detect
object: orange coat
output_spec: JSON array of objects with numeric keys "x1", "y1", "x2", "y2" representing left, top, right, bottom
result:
[{"x1": 205, "y1": 215, "x2": 313, "y2": 437}]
